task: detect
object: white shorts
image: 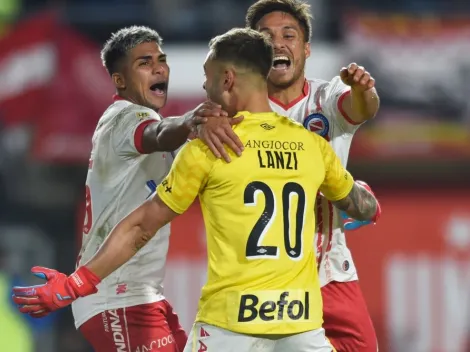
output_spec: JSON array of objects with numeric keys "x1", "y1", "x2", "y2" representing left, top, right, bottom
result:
[{"x1": 184, "y1": 322, "x2": 335, "y2": 352}]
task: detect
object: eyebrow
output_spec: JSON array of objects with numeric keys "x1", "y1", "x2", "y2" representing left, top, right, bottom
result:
[
  {"x1": 134, "y1": 53, "x2": 167, "y2": 62},
  {"x1": 135, "y1": 55, "x2": 152, "y2": 62},
  {"x1": 259, "y1": 26, "x2": 298, "y2": 32}
]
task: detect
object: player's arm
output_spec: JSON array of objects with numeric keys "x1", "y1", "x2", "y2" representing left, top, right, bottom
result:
[
  {"x1": 85, "y1": 141, "x2": 210, "y2": 278},
  {"x1": 84, "y1": 194, "x2": 176, "y2": 279},
  {"x1": 331, "y1": 181, "x2": 379, "y2": 222},
  {"x1": 142, "y1": 101, "x2": 244, "y2": 161},
  {"x1": 12, "y1": 141, "x2": 211, "y2": 316},
  {"x1": 318, "y1": 136, "x2": 380, "y2": 222},
  {"x1": 339, "y1": 63, "x2": 380, "y2": 124},
  {"x1": 11, "y1": 195, "x2": 179, "y2": 317}
]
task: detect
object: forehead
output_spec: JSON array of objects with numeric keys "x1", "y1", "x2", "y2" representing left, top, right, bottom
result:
[
  {"x1": 128, "y1": 41, "x2": 164, "y2": 59},
  {"x1": 256, "y1": 11, "x2": 301, "y2": 31}
]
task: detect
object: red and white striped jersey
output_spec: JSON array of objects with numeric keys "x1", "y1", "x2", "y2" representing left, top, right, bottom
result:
[
  {"x1": 72, "y1": 98, "x2": 175, "y2": 328},
  {"x1": 269, "y1": 77, "x2": 363, "y2": 286}
]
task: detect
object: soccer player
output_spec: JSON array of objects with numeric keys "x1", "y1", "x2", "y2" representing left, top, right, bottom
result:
[
  {"x1": 246, "y1": 0, "x2": 380, "y2": 350},
  {"x1": 12, "y1": 28, "x2": 380, "y2": 352},
  {"x1": 12, "y1": 26, "x2": 244, "y2": 352}
]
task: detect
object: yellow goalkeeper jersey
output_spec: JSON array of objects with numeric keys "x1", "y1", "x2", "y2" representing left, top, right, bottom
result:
[{"x1": 157, "y1": 111, "x2": 354, "y2": 335}]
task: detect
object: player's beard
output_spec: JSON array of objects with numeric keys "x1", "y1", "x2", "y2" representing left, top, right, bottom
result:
[
  {"x1": 208, "y1": 88, "x2": 234, "y2": 116},
  {"x1": 206, "y1": 87, "x2": 222, "y2": 107},
  {"x1": 206, "y1": 76, "x2": 226, "y2": 109}
]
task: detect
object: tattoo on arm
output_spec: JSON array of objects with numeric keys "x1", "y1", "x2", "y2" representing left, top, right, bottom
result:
[{"x1": 333, "y1": 183, "x2": 378, "y2": 221}]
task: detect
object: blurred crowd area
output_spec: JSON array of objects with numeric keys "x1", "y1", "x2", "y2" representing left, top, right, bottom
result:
[
  {"x1": 4, "y1": 0, "x2": 470, "y2": 42},
  {"x1": 1, "y1": 1, "x2": 470, "y2": 352}
]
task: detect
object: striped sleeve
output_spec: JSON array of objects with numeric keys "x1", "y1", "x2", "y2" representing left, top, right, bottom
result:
[
  {"x1": 322, "y1": 76, "x2": 363, "y2": 134},
  {"x1": 157, "y1": 140, "x2": 213, "y2": 214},
  {"x1": 112, "y1": 106, "x2": 161, "y2": 157}
]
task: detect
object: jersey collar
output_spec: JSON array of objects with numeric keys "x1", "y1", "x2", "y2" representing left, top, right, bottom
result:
[
  {"x1": 113, "y1": 94, "x2": 126, "y2": 101},
  {"x1": 269, "y1": 80, "x2": 309, "y2": 110}
]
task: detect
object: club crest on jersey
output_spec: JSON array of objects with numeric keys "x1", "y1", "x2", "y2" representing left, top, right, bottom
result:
[{"x1": 303, "y1": 113, "x2": 329, "y2": 140}]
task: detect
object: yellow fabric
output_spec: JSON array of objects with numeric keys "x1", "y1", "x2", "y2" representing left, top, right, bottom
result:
[
  {"x1": 0, "y1": 273, "x2": 33, "y2": 352},
  {"x1": 0, "y1": 0, "x2": 21, "y2": 39},
  {"x1": 0, "y1": 0, "x2": 20, "y2": 18},
  {"x1": 158, "y1": 111, "x2": 353, "y2": 335}
]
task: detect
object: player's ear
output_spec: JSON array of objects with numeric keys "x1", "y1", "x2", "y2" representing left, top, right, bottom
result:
[
  {"x1": 112, "y1": 73, "x2": 126, "y2": 90},
  {"x1": 223, "y1": 69, "x2": 235, "y2": 92},
  {"x1": 304, "y1": 42, "x2": 311, "y2": 60}
]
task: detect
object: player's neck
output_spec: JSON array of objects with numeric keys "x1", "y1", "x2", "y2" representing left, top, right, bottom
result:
[
  {"x1": 268, "y1": 77, "x2": 307, "y2": 109},
  {"x1": 233, "y1": 82, "x2": 272, "y2": 115},
  {"x1": 115, "y1": 92, "x2": 160, "y2": 112},
  {"x1": 116, "y1": 90, "x2": 138, "y2": 105},
  {"x1": 238, "y1": 90, "x2": 272, "y2": 114}
]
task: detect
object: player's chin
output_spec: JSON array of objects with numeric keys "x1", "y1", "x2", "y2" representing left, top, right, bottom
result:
[
  {"x1": 206, "y1": 92, "x2": 224, "y2": 108},
  {"x1": 148, "y1": 92, "x2": 168, "y2": 110},
  {"x1": 268, "y1": 71, "x2": 295, "y2": 89}
]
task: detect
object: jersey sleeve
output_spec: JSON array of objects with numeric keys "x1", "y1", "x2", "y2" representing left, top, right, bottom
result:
[
  {"x1": 317, "y1": 134, "x2": 355, "y2": 201},
  {"x1": 111, "y1": 106, "x2": 161, "y2": 158},
  {"x1": 320, "y1": 76, "x2": 362, "y2": 135},
  {"x1": 157, "y1": 140, "x2": 213, "y2": 214}
]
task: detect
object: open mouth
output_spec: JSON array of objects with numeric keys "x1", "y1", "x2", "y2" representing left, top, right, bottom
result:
[
  {"x1": 272, "y1": 55, "x2": 291, "y2": 70},
  {"x1": 150, "y1": 82, "x2": 168, "y2": 96}
]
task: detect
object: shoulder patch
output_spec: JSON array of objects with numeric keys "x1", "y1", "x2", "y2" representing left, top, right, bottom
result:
[
  {"x1": 303, "y1": 113, "x2": 329, "y2": 138},
  {"x1": 135, "y1": 111, "x2": 151, "y2": 121}
]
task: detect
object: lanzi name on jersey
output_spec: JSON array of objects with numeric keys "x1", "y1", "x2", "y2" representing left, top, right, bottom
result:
[{"x1": 244, "y1": 139, "x2": 305, "y2": 171}]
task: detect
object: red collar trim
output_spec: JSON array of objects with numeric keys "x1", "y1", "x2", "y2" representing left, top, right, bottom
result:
[
  {"x1": 269, "y1": 80, "x2": 309, "y2": 110},
  {"x1": 113, "y1": 94, "x2": 126, "y2": 102}
]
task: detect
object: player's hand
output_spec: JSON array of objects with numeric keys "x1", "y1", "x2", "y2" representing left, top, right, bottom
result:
[
  {"x1": 341, "y1": 180, "x2": 381, "y2": 231},
  {"x1": 12, "y1": 266, "x2": 101, "y2": 318},
  {"x1": 340, "y1": 63, "x2": 375, "y2": 93},
  {"x1": 190, "y1": 101, "x2": 244, "y2": 162}
]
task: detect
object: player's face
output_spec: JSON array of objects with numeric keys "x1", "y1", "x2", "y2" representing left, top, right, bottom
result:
[
  {"x1": 256, "y1": 11, "x2": 310, "y2": 89},
  {"x1": 116, "y1": 41, "x2": 169, "y2": 111},
  {"x1": 203, "y1": 53, "x2": 230, "y2": 111}
]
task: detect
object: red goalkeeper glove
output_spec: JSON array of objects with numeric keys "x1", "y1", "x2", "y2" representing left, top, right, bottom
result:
[{"x1": 12, "y1": 266, "x2": 101, "y2": 318}]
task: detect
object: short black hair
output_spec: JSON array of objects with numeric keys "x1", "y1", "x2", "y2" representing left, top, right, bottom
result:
[
  {"x1": 100, "y1": 26, "x2": 163, "y2": 75},
  {"x1": 208, "y1": 28, "x2": 274, "y2": 79},
  {"x1": 246, "y1": 0, "x2": 313, "y2": 42}
]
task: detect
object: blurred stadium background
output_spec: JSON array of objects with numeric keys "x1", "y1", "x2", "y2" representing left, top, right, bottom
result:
[{"x1": 0, "y1": 0, "x2": 470, "y2": 351}]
